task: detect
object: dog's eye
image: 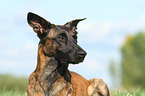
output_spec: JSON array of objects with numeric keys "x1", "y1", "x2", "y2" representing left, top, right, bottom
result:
[
  {"x1": 58, "y1": 36, "x2": 65, "y2": 41},
  {"x1": 58, "y1": 36, "x2": 64, "y2": 39}
]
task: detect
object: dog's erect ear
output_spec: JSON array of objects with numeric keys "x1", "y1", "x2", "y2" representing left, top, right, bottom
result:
[
  {"x1": 64, "y1": 18, "x2": 86, "y2": 31},
  {"x1": 27, "y1": 12, "x2": 51, "y2": 39}
]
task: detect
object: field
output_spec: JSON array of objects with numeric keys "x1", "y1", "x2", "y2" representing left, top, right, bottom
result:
[
  {"x1": 111, "y1": 89, "x2": 145, "y2": 96},
  {"x1": 0, "y1": 74, "x2": 27, "y2": 96},
  {"x1": 1, "y1": 89, "x2": 145, "y2": 96},
  {"x1": 0, "y1": 90, "x2": 26, "y2": 96},
  {"x1": 0, "y1": 74, "x2": 145, "y2": 96}
]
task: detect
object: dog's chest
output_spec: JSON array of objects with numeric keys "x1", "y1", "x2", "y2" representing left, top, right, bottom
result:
[{"x1": 48, "y1": 77, "x2": 73, "y2": 96}]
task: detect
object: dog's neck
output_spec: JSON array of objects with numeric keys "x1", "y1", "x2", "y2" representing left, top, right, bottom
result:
[
  {"x1": 35, "y1": 44, "x2": 71, "y2": 93},
  {"x1": 36, "y1": 46, "x2": 58, "y2": 76},
  {"x1": 36, "y1": 44, "x2": 70, "y2": 77}
]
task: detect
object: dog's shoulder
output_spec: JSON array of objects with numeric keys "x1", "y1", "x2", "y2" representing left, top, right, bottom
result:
[
  {"x1": 70, "y1": 71, "x2": 88, "y2": 82},
  {"x1": 70, "y1": 71, "x2": 89, "y2": 96}
]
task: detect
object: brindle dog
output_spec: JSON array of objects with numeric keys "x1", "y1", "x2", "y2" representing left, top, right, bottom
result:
[{"x1": 27, "y1": 12, "x2": 110, "y2": 96}]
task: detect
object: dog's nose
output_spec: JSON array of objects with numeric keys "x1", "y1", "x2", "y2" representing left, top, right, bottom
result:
[{"x1": 78, "y1": 51, "x2": 87, "y2": 58}]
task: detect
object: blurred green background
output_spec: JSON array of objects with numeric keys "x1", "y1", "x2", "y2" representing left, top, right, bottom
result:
[{"x1": 109, "y1": 32, "x2": 145, "y2": 90}]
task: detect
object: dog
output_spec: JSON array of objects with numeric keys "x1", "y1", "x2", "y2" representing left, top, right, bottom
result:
[{"x1": 27, "y1": 12, "x2": 110, "y2": 96}]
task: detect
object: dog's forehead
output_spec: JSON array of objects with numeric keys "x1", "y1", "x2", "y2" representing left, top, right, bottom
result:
[
  {"x1": 48, "y1": 25, "x2": 72, "y2": 38},
  {"x1": 57, "y1": 25, "x2": 78, "y2": 38},
  {"x1": 57, "y1": 25, "x2": 77, "y2": 35},
  {"x1": 57, "y1": 25, "x2": 70, "y2": 32}
]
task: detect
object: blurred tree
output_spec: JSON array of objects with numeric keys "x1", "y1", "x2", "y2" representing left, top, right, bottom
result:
[{"x1": 121, "y1": 32, "x2": 145, "y2": 89}]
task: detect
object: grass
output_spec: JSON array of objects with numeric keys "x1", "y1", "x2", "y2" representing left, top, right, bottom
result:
[
  {"x1": 111, "y1": 89, "x2": 145, "y2": 96},
  {"x1": 1, "y1": 89, "x2": 145, "y2": 96},
  {"x1": 0, "y1": 74, "x2": 28, "y2": 96},
  {"x1": 0, "y1": 86, "x2": 26, "y2": 96},
  {"x1": 0, "y1": 90, "x2": 26, "y2": 96},
  {"x1": 0, "y1": 74, "x2": 145, "y2": 96},
  {"x1": 0, "y1": 74, "x2": 28, "y2": 92}
]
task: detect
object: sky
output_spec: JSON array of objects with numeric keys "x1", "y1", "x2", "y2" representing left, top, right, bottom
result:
[{"x1": 1, "y1": 0, "x2": 145, "y2": 88}]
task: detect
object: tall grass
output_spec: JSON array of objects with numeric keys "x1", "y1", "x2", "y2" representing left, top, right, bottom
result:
[
  {"x1": 111, "y1": 89, "x2": 145, "y2": 96},
  {"x1": 1, "y1": 74, "x2": 145, "y2": 96},
  {"x1": 0, "y1": 74, "x2": 28, "y2": 96},
  {"x1": 0, "y1": 89, "x2": 26, "y2": 96}
]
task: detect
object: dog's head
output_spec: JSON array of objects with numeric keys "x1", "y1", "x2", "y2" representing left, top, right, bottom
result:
[{"x1": 27, "y1": 12, "x2": 87, "y2": 64}]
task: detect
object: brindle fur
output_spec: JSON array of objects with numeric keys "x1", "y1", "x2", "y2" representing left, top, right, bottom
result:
[{"x1": 27, "y1": 12, "x2": 111, "y2": 96}]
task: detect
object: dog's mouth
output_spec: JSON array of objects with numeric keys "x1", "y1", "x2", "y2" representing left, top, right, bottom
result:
[
  {"x1": 58, "y1": 56, "x2": 85, "y2": 64},
  {"x1": 70, "y1": 55, "x2": 86, "y2": 64},
  {"x1": 68, "y1": 51, "x2": 87, "y2": 64},
  {"x1": 79, "y1": 57, "x2": 85, "y2": 62}
]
